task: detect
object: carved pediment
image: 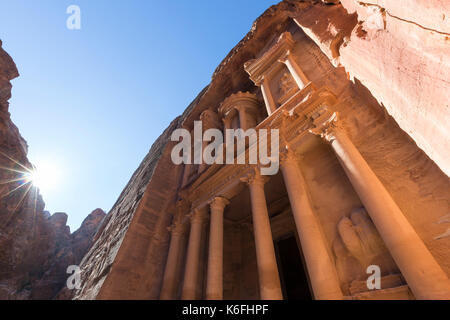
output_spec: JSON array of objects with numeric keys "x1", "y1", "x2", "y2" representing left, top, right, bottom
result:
[{"x1": 244, "y1": 32, "x2": 295, "y2": 85}]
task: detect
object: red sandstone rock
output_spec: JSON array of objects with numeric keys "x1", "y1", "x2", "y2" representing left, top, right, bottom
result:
[
  {"x1": 337, "y1": 0, "x2": 450, "y2": 176},
  {"x1": 0, "y1": 40, "x2": 106, "y2": 299}
]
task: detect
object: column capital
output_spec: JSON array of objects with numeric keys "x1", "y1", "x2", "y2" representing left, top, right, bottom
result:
[
  {"x1": 220, "y1": 91, "x2": 260, "y2": 114},
  {"x1": 209, "y1": 196, "x2": 230, "y2": 212},
  {"x1": 200, "y1": 109, "x2": 221, "y2": 130},
  {"x1": 168, "y1": 220, "x2": 186, "y2": 236},
  {"x1": 175, "y1": 198, "x2": 191, "y2": 216},
  {"x1": 309, "y1": 111, "x2": 343, "y2": 143},
  {"x1": 279, "y1": 145, "x2": 302, "y2": 165},
  {"x1": 188, "y1": 206, "x2": 208, "y2": 224},
  {"x1": 222, "y1": 116, "x2": 232, "y2": 129},
  {"x1": 240, "y1": 167, "x2": 270, "y2": 186}
]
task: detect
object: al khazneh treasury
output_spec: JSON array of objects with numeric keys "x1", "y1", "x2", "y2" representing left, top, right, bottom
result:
[{"x1": 71, "y1": 1, "x2": 450, "y2": 300}]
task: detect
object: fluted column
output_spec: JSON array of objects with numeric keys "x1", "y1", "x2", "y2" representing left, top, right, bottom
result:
[
  {"x1": 160, "y1": 218, "x2": 187, "y2": 300},
  {"x1": 181, "y1": 207, "x2": 208, "y2": 299},
  {"x1": 311, "y1": 112, "x2": 450, "y2": 300},
  {"x1": 206, "y1": 196, "x2": 229, "y2": 299},
  {"x1": 241, "y1": 169, "x2": 283, "y2": 300},
  {"x1": 280, "y1": 149, "x2": 343, "y2": 300}
]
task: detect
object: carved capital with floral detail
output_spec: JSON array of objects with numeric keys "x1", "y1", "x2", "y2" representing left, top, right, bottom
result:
[
  {"x1": 309, "y1": 111, "x2": 343, "y2": 143},
  {"x1": 188, "y1": 206, "x2": 209, "y2": 224},
  {"x1": 279, "y1": 144, "x2": 301, "y2": 166},
  {"x1": 240, "y1": 166, "x2": 270, "y2": 186},
  {"x1": 168, "y1": 215, "x2": 187, "y2": 236}
]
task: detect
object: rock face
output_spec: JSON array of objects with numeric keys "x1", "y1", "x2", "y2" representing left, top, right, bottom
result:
[
  {"x1": 0, "y1": 40, "x2": 106, "y2": 299},
  {"x1": 337, "y1": 0, "x2": 450, "y2": 176},
  {"x1": 29, "y1": 209, "x2": 106, "y2": 300}
]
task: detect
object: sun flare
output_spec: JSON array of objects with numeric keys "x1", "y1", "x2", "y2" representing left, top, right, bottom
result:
[{"x1": 25, "y1": 161, "x2": 62, "y2": 194}]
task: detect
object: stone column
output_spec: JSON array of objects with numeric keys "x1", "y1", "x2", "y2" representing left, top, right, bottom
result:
[
  {"x1": 237, "y1": 107, "x2": 249, "y2": 130},
  {"x1": 237, "y1": 106, "x2": 258, "y2": 131},
  {"x1": 206, "y1": 196, "x2": 229, "y2": 299},
  {"x1": 280, "y1": 149, "x2": 343, "y2": 300},
  {"x1": 311, "y1": 112, "x2": 450, "y2": 300},
  {"x1": 181, "y1": 207, "x2": 208, "y2": 299},
  {"x1": 241, "y1": 169, "x2": 283, "y2": 300},
  {"x1": 282, "y1": 54, "x2": 309, "y2": 90},
  {"x1": 261, "y1": 77, "x2": 277, "y2": 116},
  {"x1": 160, "y1": 219, "x2": 187, "y2": 300}
]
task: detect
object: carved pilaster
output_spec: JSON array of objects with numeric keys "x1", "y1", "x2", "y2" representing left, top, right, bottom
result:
[{"x1": 168, "y1": 198, "x2": 190, "y2": 235}]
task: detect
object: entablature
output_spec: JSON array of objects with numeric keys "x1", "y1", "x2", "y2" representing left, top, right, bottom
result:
[{"x1": 181, "y1": 82, "x2": 339, "y2": 210}]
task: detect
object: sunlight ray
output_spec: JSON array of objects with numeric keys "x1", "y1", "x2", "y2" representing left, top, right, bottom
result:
[
  {"x1": 1, "y1": 182, "x2": 33, "y2": 229},
  {"x1": 0, "y1": 179, "x2": 32, "y2": 199},
  {"x1": 0, "y1": 176, "x2": 29, "y2": 185},
  {"x1": 0, "y1": 165, "x2": 29, "y2": 175},
  {"x1": 0, "y1": 150, "x2": 32, "y2": 173}
]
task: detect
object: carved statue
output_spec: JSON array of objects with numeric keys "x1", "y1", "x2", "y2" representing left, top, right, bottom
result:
[
  {"x1": 279, "y1": 72, "x2": 295, "y2": 98},
  {"x1": 333, "y1": 207, "x2": 399, "y2": 293}
]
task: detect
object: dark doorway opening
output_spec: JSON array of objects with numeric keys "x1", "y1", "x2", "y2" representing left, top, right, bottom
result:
[{"x1": 275, "y1": 235, "x2": 312, "y2": 300}]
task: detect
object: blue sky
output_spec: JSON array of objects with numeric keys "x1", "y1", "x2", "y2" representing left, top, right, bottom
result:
[{"x1": 0, "y1": 1, "x2": 279, "y2": 230}]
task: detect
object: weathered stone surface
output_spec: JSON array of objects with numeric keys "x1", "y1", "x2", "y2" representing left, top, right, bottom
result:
[
  {"x1": 0, "y1": 40, "x2": 105, "y2": 299},
  {"x1": 30, "y1": 209, "x2": 106, "y2": 300},
  {"x1": 336, "y1": 0, "x2": 450, "y2": 176}
]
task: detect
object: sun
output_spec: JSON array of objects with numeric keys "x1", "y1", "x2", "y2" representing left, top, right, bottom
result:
[{"x1": 25, "y1": 160, "x2": 62, "y2": 194}]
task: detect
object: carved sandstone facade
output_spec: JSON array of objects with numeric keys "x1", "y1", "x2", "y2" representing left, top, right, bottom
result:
[{"x1": 74, "y1": 1, "x2": 450, "y2": 300}]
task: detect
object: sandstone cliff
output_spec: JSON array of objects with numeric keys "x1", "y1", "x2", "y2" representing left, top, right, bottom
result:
[{"x1": 0, "y1": 40, "x2": 106, "y2": 299}]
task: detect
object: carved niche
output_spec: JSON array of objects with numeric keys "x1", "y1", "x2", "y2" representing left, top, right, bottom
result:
[
  {"x1": 332, "y1": 207, "x2": 400, "y2": 294},
  {"x1": 277, "y1": 72, "x2": 297, "y2": 105},
  {"x1": 244, "y1": 32, "x2": 309, "y2": 116}
]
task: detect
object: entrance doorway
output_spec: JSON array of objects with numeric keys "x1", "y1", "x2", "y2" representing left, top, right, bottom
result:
[{"x1": 274, "y1": 235, "x2": 312, "y2": 300}]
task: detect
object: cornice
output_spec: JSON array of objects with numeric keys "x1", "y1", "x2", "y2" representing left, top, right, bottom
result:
[
  {"x1": 219, "y1": 91, "x2": 261, "y2": 117},
  {"x1": 244, "y1": 32, "x2": 295, "y2": 85},
  {"x1": 182, "y1": 84, "x2": 339, "y2": 210}
]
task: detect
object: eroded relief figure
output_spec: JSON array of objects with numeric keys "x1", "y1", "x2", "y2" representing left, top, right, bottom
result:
[
  {"x1": 277, "y1": 72, "x2": 296, "y2": 105},
  {"x1": 333, "y1": 208, "x2": 399, "y2": 293}
]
